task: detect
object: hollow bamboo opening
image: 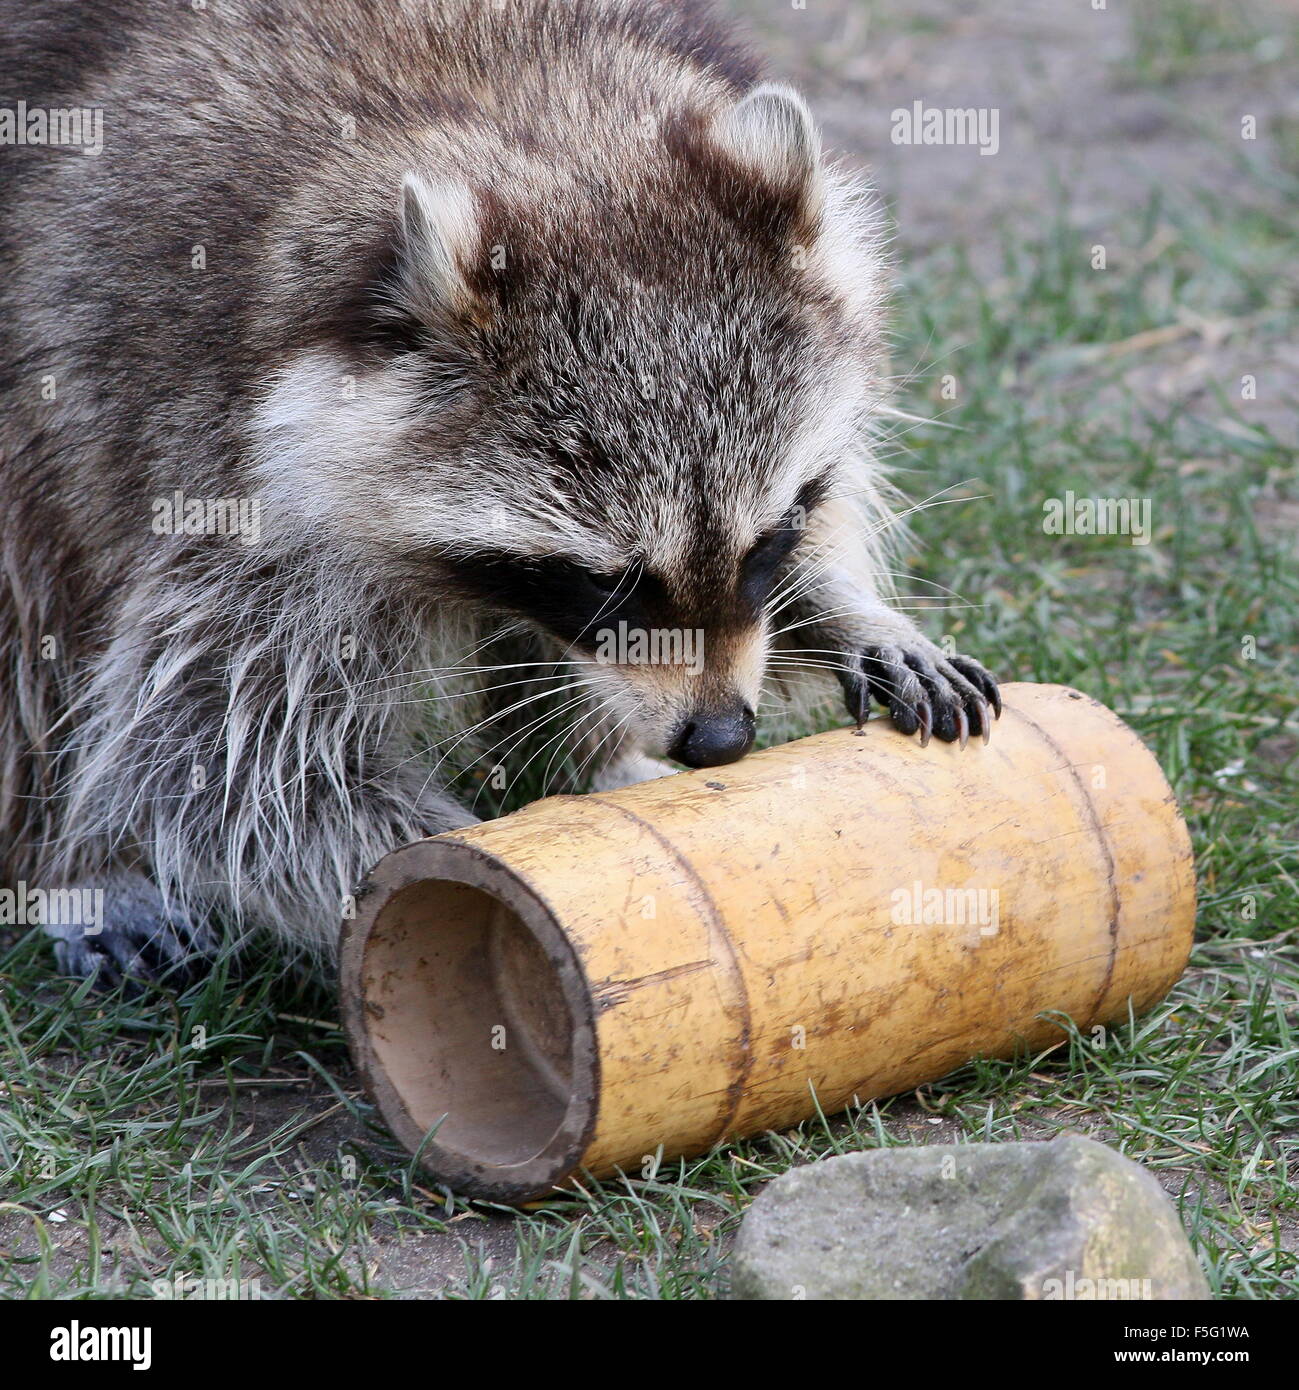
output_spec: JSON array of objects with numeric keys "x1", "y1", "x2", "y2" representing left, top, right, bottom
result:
[{"x1": 345, "y1": 843, "x2": 599, "y2": 1201}]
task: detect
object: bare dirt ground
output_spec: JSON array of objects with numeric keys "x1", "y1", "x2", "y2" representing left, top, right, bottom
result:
[
  {"x1": 736, "y1": 0, "x2": 1298, "y2": 444},
  {"x1": 740, "y1": 0, "x2": 1292, "y2": 252}
]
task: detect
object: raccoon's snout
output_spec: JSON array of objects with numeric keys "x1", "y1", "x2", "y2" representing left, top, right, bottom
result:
[{"x1": 668, "y1": 702, "x2": 756, "y2": 769}]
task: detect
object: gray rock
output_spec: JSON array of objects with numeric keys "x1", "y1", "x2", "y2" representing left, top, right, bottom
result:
[{"x1": 728, "y1": 1137, "x2": 1210, "y2": 1300}]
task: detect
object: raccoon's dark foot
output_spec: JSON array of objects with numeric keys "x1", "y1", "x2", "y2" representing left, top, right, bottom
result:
[
  {"x1": 44, "y1": 874, "x2": 215, "y2": 992},
  {"x1": 837, "y1": 645, "x2": 1001, "y2": 747}
]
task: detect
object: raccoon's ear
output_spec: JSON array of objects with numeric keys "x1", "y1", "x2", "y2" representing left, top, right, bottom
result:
[
  {"x1": 397, "y1": 172, "x2": 480, "y2": 318},
  {"x1": 712, "y1": 83, "x2": 823, "y2": 213}
]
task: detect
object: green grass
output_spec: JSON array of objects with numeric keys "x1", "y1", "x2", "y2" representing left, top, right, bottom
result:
[
  {"x1": 3, "y1": 21, "x2": 1298, "y2": 1304},
  {"x1": 878, "y1": 191, "x2": 1299, "y2": 1300},
  {"x1": 1116, "y1": 0, "x2": 1291, "y2": 86}
]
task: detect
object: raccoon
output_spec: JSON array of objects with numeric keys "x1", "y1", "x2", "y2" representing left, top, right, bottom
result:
[{"x1": 0, "y1": 0, "x2": 1000, "y2": 987}]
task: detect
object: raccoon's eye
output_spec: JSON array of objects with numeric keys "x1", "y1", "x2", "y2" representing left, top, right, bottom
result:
[
  {"x1": 742, "y1": 478, "x2": 829, "y2": 598},
  {"x1": 740, "y1": 511, "x2": 811, "y2": 609},
  {"x1": 580, "y1": 565, "x2": 639, "y2": 600},
  {"x1": 744, "y1": 521, "x2": 803, "y2": 578}
]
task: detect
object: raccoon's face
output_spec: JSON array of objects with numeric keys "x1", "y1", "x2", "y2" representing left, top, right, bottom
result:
[{"x1": 252, "y1": 86, "x2": 886, "y2": 766}]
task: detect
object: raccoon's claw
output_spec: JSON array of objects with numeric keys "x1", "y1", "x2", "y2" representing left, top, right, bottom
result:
[
  {"x1": 916, "y1": 698, "x2": 933, "y2": 748},
  {"x1": 949, "y1": 654, "x2": 1002, "y2": 722},
  {"x1": 838, "y1": 645, "x2": 1000, "y2": 748}
]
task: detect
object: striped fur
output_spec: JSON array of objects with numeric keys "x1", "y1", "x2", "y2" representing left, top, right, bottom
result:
[{"x1": 0, "y1": 0, "x2": 968, "y2": 973}]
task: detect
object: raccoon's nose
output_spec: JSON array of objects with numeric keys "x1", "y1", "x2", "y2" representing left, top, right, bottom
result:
[{"x1": 669, "y1": 704, "x2": 756, "y2": 769}]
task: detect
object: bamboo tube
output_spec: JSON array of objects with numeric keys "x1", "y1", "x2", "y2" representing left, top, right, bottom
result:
[{"x1": 339, "y1": 683, "x2": 1195, "y2": 1202}]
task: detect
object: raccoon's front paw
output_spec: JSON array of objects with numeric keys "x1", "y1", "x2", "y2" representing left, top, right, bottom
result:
[
  {"x1": 45, "y1": 876, "x2": 215, "y2": 992},
  {"x1": 837, "y1": 645, "x2": 1001, "y2": 747}
]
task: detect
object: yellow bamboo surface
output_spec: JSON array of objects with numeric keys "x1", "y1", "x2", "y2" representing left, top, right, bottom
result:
[{"x1": 339, "y1": 683, "x2": 1195, "y2": 1202}]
